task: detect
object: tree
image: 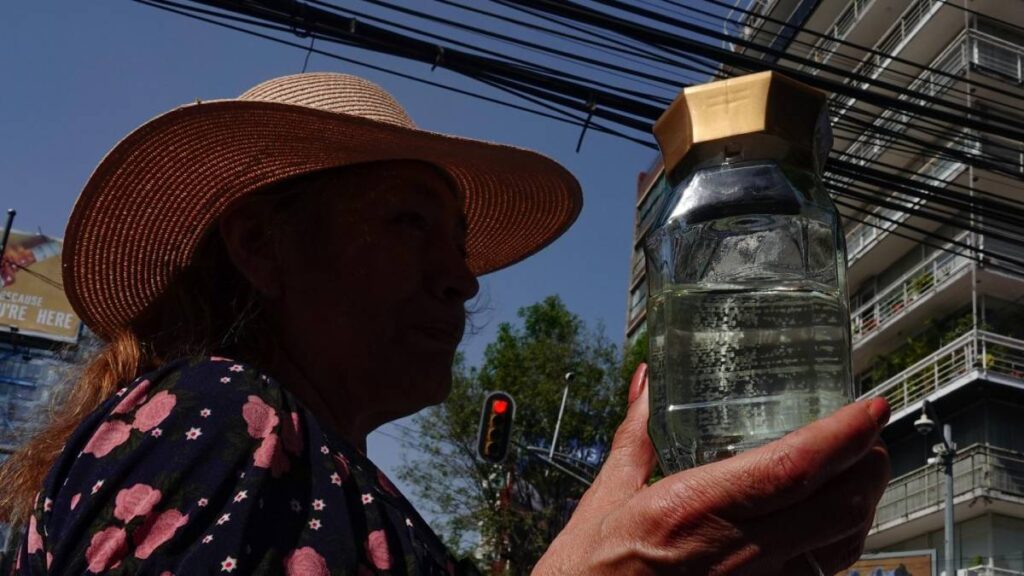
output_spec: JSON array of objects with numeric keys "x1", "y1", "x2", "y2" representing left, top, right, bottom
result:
[{"x1": 397, "y1": 296, "x2": 630, "y2": 574}]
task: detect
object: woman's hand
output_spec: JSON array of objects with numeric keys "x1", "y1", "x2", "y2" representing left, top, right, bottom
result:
[{"x1": 534, "y1": 363, "x2": 891, "y2": 576}]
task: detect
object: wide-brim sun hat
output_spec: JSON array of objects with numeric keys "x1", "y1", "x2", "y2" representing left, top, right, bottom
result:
[{"x1": 63, "y1": 72, "x2": 582, "y2": 340}]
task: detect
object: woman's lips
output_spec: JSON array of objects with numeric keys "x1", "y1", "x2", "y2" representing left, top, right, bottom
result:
[{"x1": 413, "y1": 322, "x2": 463, "y2": 347}]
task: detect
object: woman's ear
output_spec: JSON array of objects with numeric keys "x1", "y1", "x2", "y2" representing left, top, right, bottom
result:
[{"x1": 218, "y1": 199, "x2": 285, "y2": 299}]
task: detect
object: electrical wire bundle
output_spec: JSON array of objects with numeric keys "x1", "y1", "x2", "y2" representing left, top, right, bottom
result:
[{"x1": 136, "y1": 0, "x2": 1024, "y2": 274}]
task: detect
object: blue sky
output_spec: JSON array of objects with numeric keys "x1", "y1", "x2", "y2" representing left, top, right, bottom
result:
[{"x1": 2, "y1": 1, "x2": 712, "y2": 520}]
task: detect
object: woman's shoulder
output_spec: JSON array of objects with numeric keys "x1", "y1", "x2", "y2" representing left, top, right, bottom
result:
[
  {"x1": 95, "y1": 355, "x2": 292, "y2": 426},
  {"x1": 122, "y1": 355, "x2": 280, "y2": 400},
  {"x1": 46, "y1": 354, "x2": 307, "y2": 485}
]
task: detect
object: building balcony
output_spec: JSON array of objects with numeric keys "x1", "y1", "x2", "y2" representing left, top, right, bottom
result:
[
  {"x1": 851, "y1": 232, "x2": 971, "y2": 344},
  {"x1": 848, "y1": 224, "x2": 1024, "y2": 372},
  {"x1": 837, "y1": 28, "x2": 971, "y2": 173},
  {"x1": 835, "y1": 28, "x2": 1024, "y2": 283},
  {"x1": 842, "y1": 135, "x2": 972, "y2": 288},
  {"x1": 867, "y1": 443, "x2": 1024, "y2": 547},
  {"x1": 858, "y1": 329, "x2": 1024, "y2": 421},
  {"x1": 802, "y1": 0, "x2": 884, "y2": 72},
  {"x1": 972, "y1": 30, "x2": 1024, "y2": 85},
  {"x1": 836, "y1": 28, "x2": 1024, "y2": 186},
  {"x1": 823, "y1": 0, "x2": 960, "y2": 116}
]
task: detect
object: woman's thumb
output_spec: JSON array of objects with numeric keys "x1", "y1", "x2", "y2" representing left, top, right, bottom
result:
[{"x1": 580, "y1": 364, "x2": 657, "y2": 513}]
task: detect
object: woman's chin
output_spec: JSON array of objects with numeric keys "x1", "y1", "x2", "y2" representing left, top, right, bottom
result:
[{"x1": 386, "y1": 367, "x2": 452, "y2": 413}]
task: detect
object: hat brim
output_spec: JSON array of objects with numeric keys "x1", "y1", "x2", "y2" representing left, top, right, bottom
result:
[{"x1": 63, "y1": 100, "x2": 582, "y2": 339}]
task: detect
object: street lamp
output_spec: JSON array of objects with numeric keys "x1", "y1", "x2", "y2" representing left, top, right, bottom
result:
[
  {"x1": 549, "y1": 372, "x2": 574, "y2": 459},
  {"x1": 914, "y1": 399, "x2": 957, "y2": 576}
]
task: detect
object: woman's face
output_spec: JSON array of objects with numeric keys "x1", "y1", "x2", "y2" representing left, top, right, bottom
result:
[{"x1": 257, "y1": 161, "x2": 479, "y2": 428}]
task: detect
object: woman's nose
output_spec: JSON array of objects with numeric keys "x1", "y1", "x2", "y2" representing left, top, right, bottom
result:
[{"x1": 432, "y1": 242, "x2": 479, "y2": 303}]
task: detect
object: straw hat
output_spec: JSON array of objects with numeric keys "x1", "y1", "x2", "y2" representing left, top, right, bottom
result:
[{"x1": 63, "y1": 73, "x2": 582, "y2": 340}]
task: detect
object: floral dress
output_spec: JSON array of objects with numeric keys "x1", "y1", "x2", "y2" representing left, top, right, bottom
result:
[{"x1": 13, "y1": 357, "x2": 479, "y2": 575}]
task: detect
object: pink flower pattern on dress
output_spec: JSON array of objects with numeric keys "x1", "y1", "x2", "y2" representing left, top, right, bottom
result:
[
  {"x1": 113, "y1": 483, "x2": 162, "y2": 522},
  {"x1": 253, "y1": 433, "x2": 290, "y2": 477},
  {"x1": 14, "y1": 357, "x2": 459, "y2": 575},
  {"x1": 83, "y1": 421, "x2": 132, "y2": 458},
  {"x1": 282, "y1": 411, "x2": 303, "y2": 454},
  {"x1": 85, "y1": 526, "x2": 128, "y2": 573},
  {"x1": 242, "y1": 395, "x2": 279, "y2": 439},
  {"x1": 132, "y1": 391, "x2": 177, "y2": 432},
  {"x1": 111, "y1": 379, "x2": 151, "y2": 415},
  {"x1": 26, "y1": 516, "x2": 43, "y2": 555},
  {"x1": 367, "y1": 530, "x2": 391, "y2": 570},
  {"x1": 134, "y1": 509, "x2": 189, "y2": 559},
  {"x1": 284, "y1": 546, "x2": 329, "y2": 576}
]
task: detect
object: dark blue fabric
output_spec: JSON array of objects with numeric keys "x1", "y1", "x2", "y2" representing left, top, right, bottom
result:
[{"x1": 13, "y1": 357, "x2": 465, "y2": 575}]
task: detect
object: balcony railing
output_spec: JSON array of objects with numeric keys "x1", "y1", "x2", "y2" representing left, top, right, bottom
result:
[
  {"x1": 722, "y1": 0, "x2": 778, "y2": 52},
  {"x1": 838, "y1": 29, "x2": 1024, "y2": 265},
  {"x1": 964, "y1": 567, "x2": 1024, "y2": 576},
  {"x1": 972, "y1": 30, "x2": 1024, "y2": 84},
  {"x1": 840, "y1": 29, "x2": 969, "y2": 166},
  {"x1": 837, "y1": 29, "x2": 1019, "y2": 176},
  {"x1": 830, "y1": 0, "x2": 943, "y2": 118},
  {"x1": 859, "y1": 330, "x2": 1024, "y2": 414},
  {"x1": 740, "y1": 0, "x2": 776, "y2": 40},
  {"x1": 844, "y1": 134, "x2": 972, "y2": 264},
  {"x1": 872, "y1": 443, "x2": 1024, "y2": 531},
  {"x1": 851, "y1": 233, "x2": 973, "y2": 343},
  {"x1": 804, "y1": 0, "x2": 875, "y2": 69}
]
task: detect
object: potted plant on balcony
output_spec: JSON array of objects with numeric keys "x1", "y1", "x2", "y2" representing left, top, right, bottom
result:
[{"x1": 906, "y1": 271, "x2": 934, "y2": 302}]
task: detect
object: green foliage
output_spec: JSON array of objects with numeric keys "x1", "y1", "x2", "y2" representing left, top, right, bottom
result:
[
  {"x1": 906, "y1": 271, "x2": 934, "y2": 300},
  {"x1": 620, "y1": 329, "x2": 648, "y2": 388},
  {"x1": 867, "y1": 309, "x2": 980, "y2": 387},
  {"x1": 397, "y1": 296, "x2": 631, "y2": 574}
]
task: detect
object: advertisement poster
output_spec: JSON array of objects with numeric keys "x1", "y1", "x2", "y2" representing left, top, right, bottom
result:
[
  {"x1": 0, "y1": 230, "x2": 81, "y2": 342},
  {"x1": 839, "y1": 550, "x2": 936, "y2": 576}
]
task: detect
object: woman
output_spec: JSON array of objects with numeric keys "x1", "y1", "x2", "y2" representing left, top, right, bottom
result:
[{"x1": 0, "y1": 73, "x2": 890, "y2": 575}]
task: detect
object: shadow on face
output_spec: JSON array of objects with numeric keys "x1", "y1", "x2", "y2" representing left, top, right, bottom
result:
[{"x1": 220, "y1": 160, "x2": 480, "y2": 429}]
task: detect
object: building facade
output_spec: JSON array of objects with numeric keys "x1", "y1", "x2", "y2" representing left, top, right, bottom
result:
[{"x1": 627, "y1": 0, "x2": 1024, "y2": 573}]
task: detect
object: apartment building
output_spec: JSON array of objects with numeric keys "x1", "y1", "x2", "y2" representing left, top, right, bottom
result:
[{"x1": 626, "y1": 0, "x2": 1024, "y2": 573}]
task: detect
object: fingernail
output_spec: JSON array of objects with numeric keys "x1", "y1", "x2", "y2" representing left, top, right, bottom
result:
[
  {"x1": 866, "y1": 397, "x2": 890, "y2": 427},
  {"x1": 629, "y1": 363, "x2": 648, "y2": 404}
]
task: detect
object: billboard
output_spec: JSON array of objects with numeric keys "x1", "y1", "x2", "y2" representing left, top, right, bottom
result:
[
  {"x1": 0, "y1": 230, "x2": 81, "y2": 342},
  {"x1": 839, "y1": 550, "x2": 936, "y2": 576}
]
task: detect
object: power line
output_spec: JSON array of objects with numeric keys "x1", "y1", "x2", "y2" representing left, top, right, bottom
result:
[
  {"x1": 693, "y1": 0, "x2": 1024, "y2": 108},
  {"x1": 137, "y1": 0, "x2": 1024, "y2": 258}
]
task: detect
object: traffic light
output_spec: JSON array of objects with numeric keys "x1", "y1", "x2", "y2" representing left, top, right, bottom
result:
[{"x1": 477, "y1": 391, "x2": 515, "y2": 463}]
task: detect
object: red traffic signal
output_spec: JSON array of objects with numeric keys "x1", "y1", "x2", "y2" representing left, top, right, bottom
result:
[{"x1": 477, "y1": 391, "x2": 515, "y2": 463}]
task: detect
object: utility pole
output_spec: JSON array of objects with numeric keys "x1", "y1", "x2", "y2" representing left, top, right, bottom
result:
[
  {"x1": 0, "y1": 209, "x2": 15, "y2": 289},
  {"x1": 942, "y1": 423, "x2": 955, "y2": 576},
  {"x1": 549, "y1": 372, "x2": 574, "y2": 459},
  {"x1": 915, "y1": 400, "x2": 957, "y2": 576}
]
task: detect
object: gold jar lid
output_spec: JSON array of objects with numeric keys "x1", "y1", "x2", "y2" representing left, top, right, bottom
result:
[{"x1": 653, "y1": 71, "x2": 831, "y2": 177}]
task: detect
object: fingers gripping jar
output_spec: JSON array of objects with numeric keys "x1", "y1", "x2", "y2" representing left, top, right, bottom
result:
[{"x1": 645, "y1": 71, "x2": 853, "y2": 473}]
